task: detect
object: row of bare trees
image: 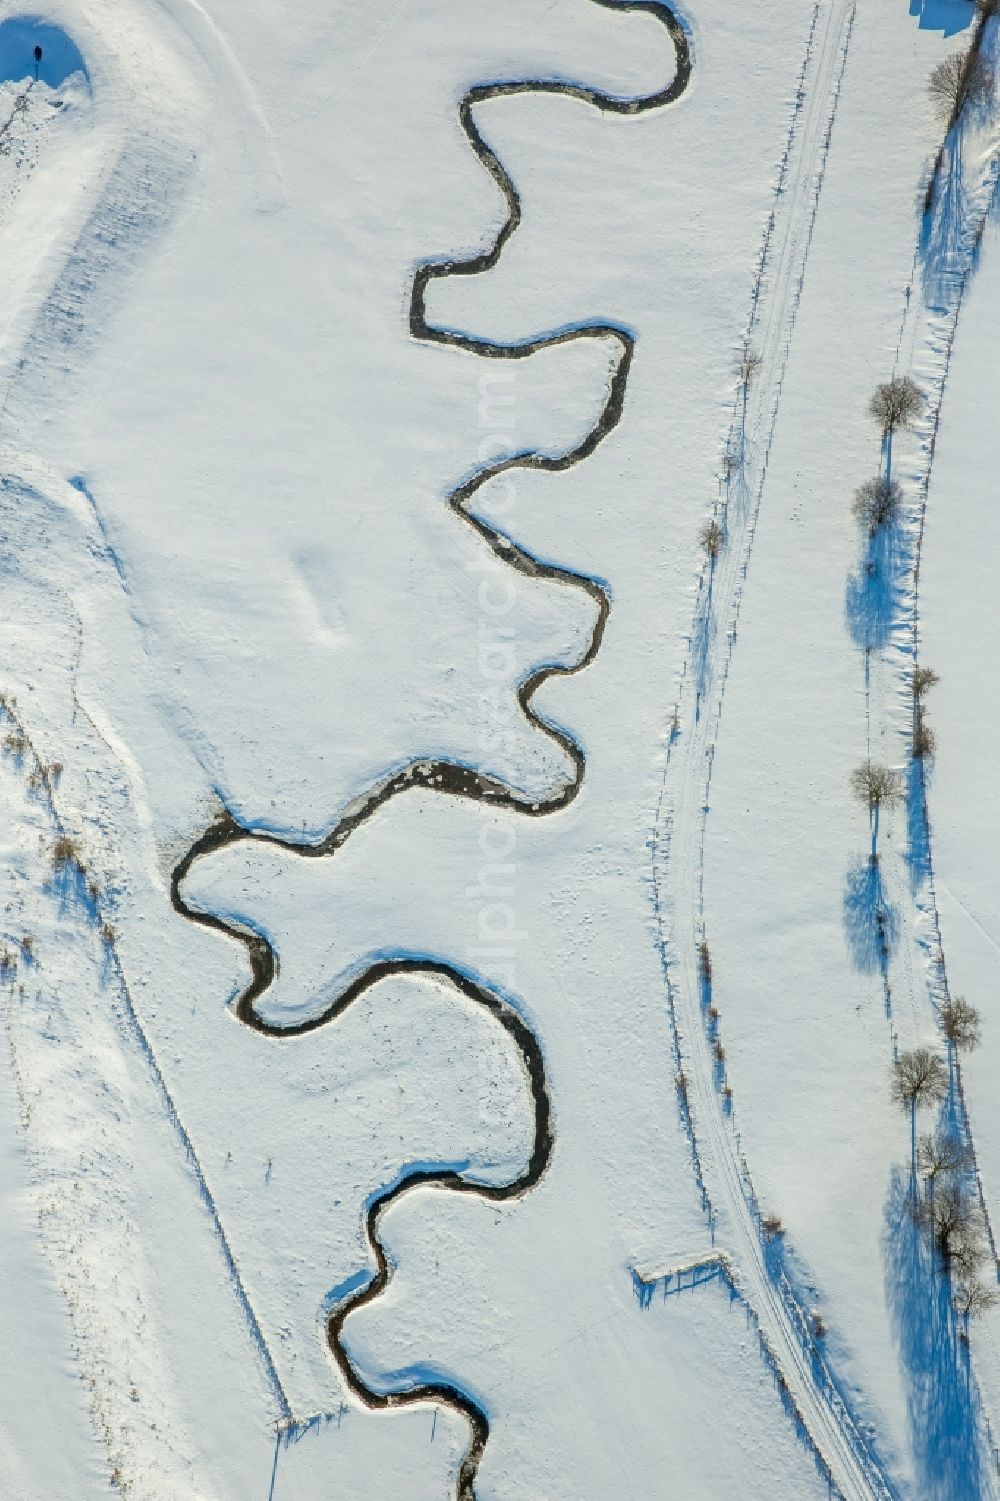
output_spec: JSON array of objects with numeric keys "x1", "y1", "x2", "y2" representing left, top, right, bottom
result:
[
  {"x1": 850, "y1": 377, "x2": 940, "y2": 770},
  {"x1": 852, "y1": 376, "x2": 921, "y2": 532},
  {"x1": 891, "y1": 1003, "x2": 996, "y2": 1330},
  {"x1": 849, "y1": 371, "x2": 996, "y2": 1328},
  {"x1": 697, "y1": 349, "x2": 765, "y2": 562}
]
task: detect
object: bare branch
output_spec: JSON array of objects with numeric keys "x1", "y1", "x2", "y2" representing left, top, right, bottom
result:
[
  {"x1": 737, "y1": 349, "x2": 762, "y2": 387},
  {"x1": 928, "y1": 51, "x2": 994, "y2": 122},
  {"x1": 891, "y1": 1048, "x2": 949, "y2": 1112},
  {"x1": 940, "y1": 996, "x2": 982, "y2": 1053},
  {"x1": 912, "y1": 665, "x2": 939, "y2": 700},
  {"x1": 852, "y1": 476, "x2": 902, "y2": 532},
  {"x1": 917, "y1": 1130, "x2": 972, "y2": 1184},
  {"x1": 699, "y1": 520, "x2": 723, "y2": 559},
  {"x1": 868, "y1": 376, "x2": 922, "y2": 435},
  {"x1": 851, "y1": 761, "x2": 903, "y2": 811},
  {"x1": 953, "y1": 1281, "x2": 1000, "y2": 1322}
]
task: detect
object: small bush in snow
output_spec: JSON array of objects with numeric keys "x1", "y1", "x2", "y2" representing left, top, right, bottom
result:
[
  {"x1": 851, "y1": 760, "x2": 903, "y2": 812},
  {"x1": 912, "y1": 665, "x2": 939, "y2": 699},
  {"x1": 928, "y1": 51, "x2": 995, "y2": 121},
  {"x1": 940, "y1": 995, "x2": 982, "y2": 1052},
  {"x1": 869, "y1": 376, "x2": 922, "y2": 436},
  {"x1": 699, "y1": 520, "x2": 723, "y2": 558},
  {"x1": 852, "y1": 475, "x2": 902, "y2": 532},
  {"x1": 51, "y1": 834, "x2": 83, "y2": 870},
  {"x1": 737, "y1": 349, "x2": 762, "y2": 386},
  {"x1": 913, "y1": 715, "x2": 936, "y2": 759}
]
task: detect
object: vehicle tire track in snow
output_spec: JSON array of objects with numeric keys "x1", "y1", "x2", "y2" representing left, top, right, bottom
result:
[
  {"x1": 649, "y1": 5, "x2": 898, "y2": 1499},
  {"x1": 172, "y1": 6, "x2": 691, "y2": 1497}
]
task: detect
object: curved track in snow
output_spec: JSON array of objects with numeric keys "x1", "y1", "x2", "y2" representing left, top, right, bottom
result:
[
  {"x1": 173, "y1": 5, "x2": 691, "y2": 1496},
  {"x1": 649, "y1": 4, "x2": 898, "y2": 1498}
]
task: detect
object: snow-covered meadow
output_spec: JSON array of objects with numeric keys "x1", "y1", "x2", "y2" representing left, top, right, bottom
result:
[{"x1": 2, "y1": 1, "x2": 1000, "y2": 1498}]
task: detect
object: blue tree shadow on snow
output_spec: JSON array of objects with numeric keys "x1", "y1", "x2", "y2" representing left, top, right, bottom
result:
[
  {"x1": 692, "y1": 569, "x2": 717, "y2": 720},
  {"x1": 845, "y1": 522, "x2": 909, "y2": 655},
  {"x1": 0, "y1": 18, "x2": 88, "y2": 87},
  {"x1": 909, "y1": 0, "x2": 975, "y2": 37},
  {"x1": 51, "y1": 854, "x2": 91, "y2": 917},
  {"x1": 843, "y1": 856, "x2": 900, "y2": 975},
  {"x1": 921, "y1": 123, "x2": 974, "y2": 314},
  {"x1": 906, "y1": 756, "x2": 933, "y2": 894},
  {"x1": 884, "y1": 1164, "x2": 989, "y2": 1499}
]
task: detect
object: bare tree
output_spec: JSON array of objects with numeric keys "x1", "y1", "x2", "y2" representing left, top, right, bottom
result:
[
  {"x1": 852, "y1": 761, "x2": 902, "y2": 810},
  {"x1": 869, "y1": 376, "x2": 922, "y2": 436},
  {"x1": 928, "y1": 51, "x2": 995, "y2": 123},
  {"x1": 699, "y1": 520, "x2": 723, "y2": 559},
  {"x1": 940, "y1": 996, "x2": 982, "y2": 1053},
  {"x1": 912, "y1": 666, "x2": 939, "y2": 760},
  {"x1": 852, "y1": 476, "x2": 902, "y2": 533},
  {"x1": 926, "y1": 1182, "x2": 977, "y2": 1262},
  {"x1": 51, "y1": 834, "x2": 83, "y2": 871},
  {"x1": 917, "y1": 1129, "x2": 972, "y2": 1186},
  {"x1": 912, "y1": 665, "x2": 939, "y2": 699},
  {"x1": 949, "y1": 1227, "x2": 988, "y2": 1283},
  {"x1": 953, "y1": 1281, "x2": 999, "y2": 1330},
  {"x1": 892, "y1": 1048, "x2": 949, "y2": 1165},
  {"x1": 892, "y1": 1048, "x2": 949, "y2": 1111},
  {"x1": 913, "y1": 712, "x2": 936, "y2": 760},
  {"x1": 852, "y1": 760, "x2": 903, "y2": 853},
  {"x1": 737, "y1": 349, "x2": 762, "y2": 386}
]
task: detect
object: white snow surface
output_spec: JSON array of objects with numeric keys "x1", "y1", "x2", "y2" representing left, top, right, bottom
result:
[{"x1": 2, "y1": 1, "x2": 1000, "y2": 1499}]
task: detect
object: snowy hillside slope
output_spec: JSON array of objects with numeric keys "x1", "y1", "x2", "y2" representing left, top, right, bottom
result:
[{"x1": 2, "y1": 1, "x2": 1000, "y2": 1499}]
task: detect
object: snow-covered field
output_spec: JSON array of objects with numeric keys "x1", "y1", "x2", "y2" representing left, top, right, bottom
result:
[{"x1": 2, "y1": 1, "x2": 1000, "y2": 1498}]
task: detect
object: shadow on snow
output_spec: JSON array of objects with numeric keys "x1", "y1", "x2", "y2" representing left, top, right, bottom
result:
[
  {"x1": 843, "y1": 855, "x2": 900, "y2": 975},
  {"x1": 908, "y1": 0, "x2": 975, "y2": 38},
  {"x1": 884, "y1": 1165, "x2": 990, "y2": 1499},
  {"x1": 906, "y1": 756, "x2": 932, "y2": 894},
  {"x1": 0, "y1": 17, "x2": 88, "y2": 87},
  {"x1": 845, "y1": 522, "x2": 909, "y2": 655}
]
